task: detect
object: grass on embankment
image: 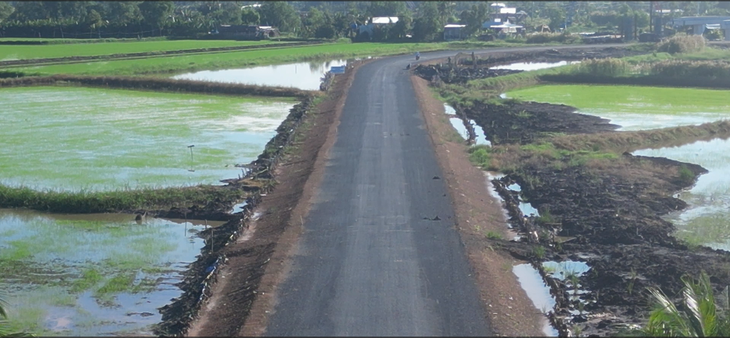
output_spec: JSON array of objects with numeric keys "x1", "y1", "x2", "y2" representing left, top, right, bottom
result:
[
  {"x1": 0, "y1": 184, "x2": 245, "y2": 214},
  {"x1": 468, "y1": 120, "x2": 730, "y2": 175},
  {"x1": 9, "y1": 40, "x2": 537, "y2": 76}
]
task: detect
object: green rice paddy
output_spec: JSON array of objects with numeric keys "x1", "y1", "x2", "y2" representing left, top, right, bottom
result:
[
  {"x1": 505, "y1": 84, "x2": 730, "y2": 130},
  {"x1": 1, "y1": 86, "x2": 295, "y2": 191},
  {"x1": 0, "y1": 39, "x2": 286, "y2": 60}
]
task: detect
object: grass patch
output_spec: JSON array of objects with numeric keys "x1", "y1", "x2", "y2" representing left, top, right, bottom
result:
[{"x1": 0, "y1": 39, "x2": 289, "y2": 60}]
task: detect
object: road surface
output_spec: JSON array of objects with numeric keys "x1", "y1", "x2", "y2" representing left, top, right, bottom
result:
[{"x1": 263, "y1": 45, "x2": 626, "y2": 336}]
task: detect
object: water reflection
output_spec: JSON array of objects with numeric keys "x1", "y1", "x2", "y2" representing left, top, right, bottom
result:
[
  {"x1": 635, "y1": 138, "x2": 730, "y2": 250},
  {"x1": 490, "y1": 61, "x2": 580, "y2": 71},
  {"x1": 0, "y1": 208, "x2": 223, "y2": 336},
  {"x1": 171, "y1": 59, "x2": 348, "y2": 90}
]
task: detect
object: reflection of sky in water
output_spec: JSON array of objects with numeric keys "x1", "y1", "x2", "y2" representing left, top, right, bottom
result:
[
  {"x1": 490, "y1": 61, "x2": 580, "y2": 71},
  {"x1": 513, "y1": 264, "x2": 559, "y2": 336},
  {"x1": 0, "y1": 208, "x2": 223, "y2": 336},
  {"x1": 583, "y1": 111, "x2": 728, "y2": 131},
  {"x1": 171, "y1": 60, "x2": 348, "y2": 90},
  {"x1": 444, "y1": 104, "x2": 491, "y2": 146},
  {"x1": 634, "y1": 138, "x2": 730, "y2": 250}
]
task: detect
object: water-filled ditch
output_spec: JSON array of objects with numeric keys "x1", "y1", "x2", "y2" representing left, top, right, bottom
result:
[{"x1": 171, "y1": 59, "x2": 348, "y2": 90}]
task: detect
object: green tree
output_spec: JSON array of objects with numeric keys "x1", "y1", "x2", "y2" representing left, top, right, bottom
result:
[
  {"x1": 104, "y1": 1, "x2": 142, "y2": 26},
  {"x1": 390, "y1": 13, "x2": 413, "y2": 39},
  {"x1": 644, "y1": 271, "x2": 730, "y2": 337},
  {"x1": 366, "y1": 1, "x2": 406, "y2": 17},
  {"x1": 0, "y1": 2, "x2": 15, "y2": 23},
  {"x1": 259, "y1": 1, "x2": 300, "y2": 33},
  {"x1": 412, "y1": 1, "x2": 442, "y2": 41},
  {"x1": 139, "y1": 0, "x2": 174, "y2": 36},
  {"x1": 241, "y1": 8, "x2": 259, "y2": 25},
  {"x1": 460, "y1": 3, "x2": 490, "y2": 37}
]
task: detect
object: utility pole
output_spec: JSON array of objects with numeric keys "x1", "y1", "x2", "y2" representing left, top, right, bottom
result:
[{"x1": 649, "y1": 1, "x2": 653, "y2": 33}]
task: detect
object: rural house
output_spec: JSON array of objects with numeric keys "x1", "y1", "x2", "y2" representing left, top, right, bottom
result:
[{"x1": 443, "y1": 24, "x2": 467, "y2": 41}]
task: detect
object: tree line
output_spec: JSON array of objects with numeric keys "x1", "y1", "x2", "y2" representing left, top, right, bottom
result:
[{"x1": 0, "y1": 1, "x2": 729, "y2": 41}]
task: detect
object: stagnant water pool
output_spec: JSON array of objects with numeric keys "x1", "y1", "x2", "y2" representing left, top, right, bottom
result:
[
  {"x1": 505, "y1": 84, "x2": 730, "y2": 250},
  {"x1": 0, "y1": 208, "x2": 224, "y2": 335},
  {"x1": 171, "y1": 59, "x2": 348, "y2": 90}
]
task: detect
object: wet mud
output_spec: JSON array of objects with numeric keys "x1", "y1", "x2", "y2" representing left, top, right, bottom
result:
[{"x1": 458, "y1": 78, "x2": 730, "y2": 335}]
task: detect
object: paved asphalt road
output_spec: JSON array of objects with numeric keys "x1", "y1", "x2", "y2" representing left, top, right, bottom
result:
[{"x1": 264, "y1": 45, "x2": 626, "y2": 336}]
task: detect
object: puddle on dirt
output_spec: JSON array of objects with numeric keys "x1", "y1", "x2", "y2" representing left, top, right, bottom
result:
[
  {"x1": 0, "y1": 86, "x2": 294, "y2": 191},
  {"x1": 490, "y1": 61, "x2": 580, "y2": 71},
  {"x1": 513, "y1": 263, "x2": 559, "y2": 336},
  {"x1": 230, "y1": 201, "x2": 248, "y2": 214},
  {"x1": 171, "y1": 59, "x2": 348, "y2": 90},
  {"x1": 0, "y1": 208, "x2": 224, "y2": 336},
  {"x1": 445, "y1": 104, "x2": 491, "y2": 146},
  {"x1": 542, "y1": 260, "x2": 591, "y2": 281},
  {"x1": 635, "y1": 138, "x2": 730, "y2": 251}
]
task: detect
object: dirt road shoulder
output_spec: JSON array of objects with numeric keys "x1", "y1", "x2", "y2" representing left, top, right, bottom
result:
[{"x1": 411, "y1": 73, "x2": 546, "y2": 337}]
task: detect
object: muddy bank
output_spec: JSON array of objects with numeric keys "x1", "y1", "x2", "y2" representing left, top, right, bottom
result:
[
  {"x1": 152, "y1": 98, "x2": 314, "y2": 336},
  {"x1": 414, "y1": 46, "x2": 648, "y2": 84},
  {"x1": 462, "y1": 100, "x2": 620, "y2": 145},
  {"x1": 468, "y1": 97, "x2": 730, "y2": 336}
]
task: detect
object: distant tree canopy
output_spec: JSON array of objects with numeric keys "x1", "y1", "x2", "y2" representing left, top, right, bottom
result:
[{"x1": 0, "y1": 1, "x2": 728, "y2": 40}]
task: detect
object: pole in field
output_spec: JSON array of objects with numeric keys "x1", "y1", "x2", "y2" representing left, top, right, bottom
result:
[{"x1": 188, "y1": 145, "x2": 195, "y2": 172}]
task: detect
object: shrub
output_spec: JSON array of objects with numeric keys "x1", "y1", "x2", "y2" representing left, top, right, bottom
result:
[
  {"x1": 573, "y1": 58, "x2": 631, "y2": 77},
  {"x1": 650, "y1": 60, "x2": 730, "y2": 79},
  {"x1": 657, "y1": 34, "x2": 706, "y2": 54}
]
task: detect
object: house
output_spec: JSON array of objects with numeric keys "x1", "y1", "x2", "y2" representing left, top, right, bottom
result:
[
  {"x1": 212, "y1": 25, "x2": 280, "y2": 40},
  {"x1": 669, "y1": 16, "x2": 730, "y2": 40},
  {"x1": 490, "y1": 7, "x2": 519, "y2": 24},
  {"x1": 357, "y1": 17, "x2": 399, "y2": 40},
  {"x1": 482, "y1": 18, "x2": 523, "y2": 37},
  {"x1": 443, "y1": 24, "x2": 467, "y2": 41}
]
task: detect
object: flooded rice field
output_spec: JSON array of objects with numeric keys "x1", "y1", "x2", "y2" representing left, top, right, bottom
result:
[
  {"x1": 0, "y1": 208, "x2": 224, "y2": 335},
  {"x1": 1, "y1": 86, "x2": 295, "y2": 191},
  {"x1": 171, "y1": 59, "x2": 347, "y2": 90},
  {"x1": 505, "y1": 84, "x2": 730, "y2": 251},
  {"x1": 505, "y1": 84, "x2": 730, "y2": 131}
]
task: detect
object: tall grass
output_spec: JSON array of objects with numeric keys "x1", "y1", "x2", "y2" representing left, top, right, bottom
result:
[
  {"x1": 0, "y1": 184, "x2": 245, "y2": 213},
  {"x1": 657, "y1": 34, "x2": 707, "y2": 55},
  {"x1": 571, "y1": 58, "x2": 631, "y2": 77}
]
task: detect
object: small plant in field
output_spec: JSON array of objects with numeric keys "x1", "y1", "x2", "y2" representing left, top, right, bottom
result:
[
  {"x1": 533, "y1": 245, "x2": 545, "y2": 259},
  {"x1": 627, "y1": 268, "x2": 637, "y2": 295},
  {"x1": 485, "y1": 230, "x2": 502, "y2": 240},
  {"x1": 678, "y1": 165, "x2": 695, "y2": 185}
]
